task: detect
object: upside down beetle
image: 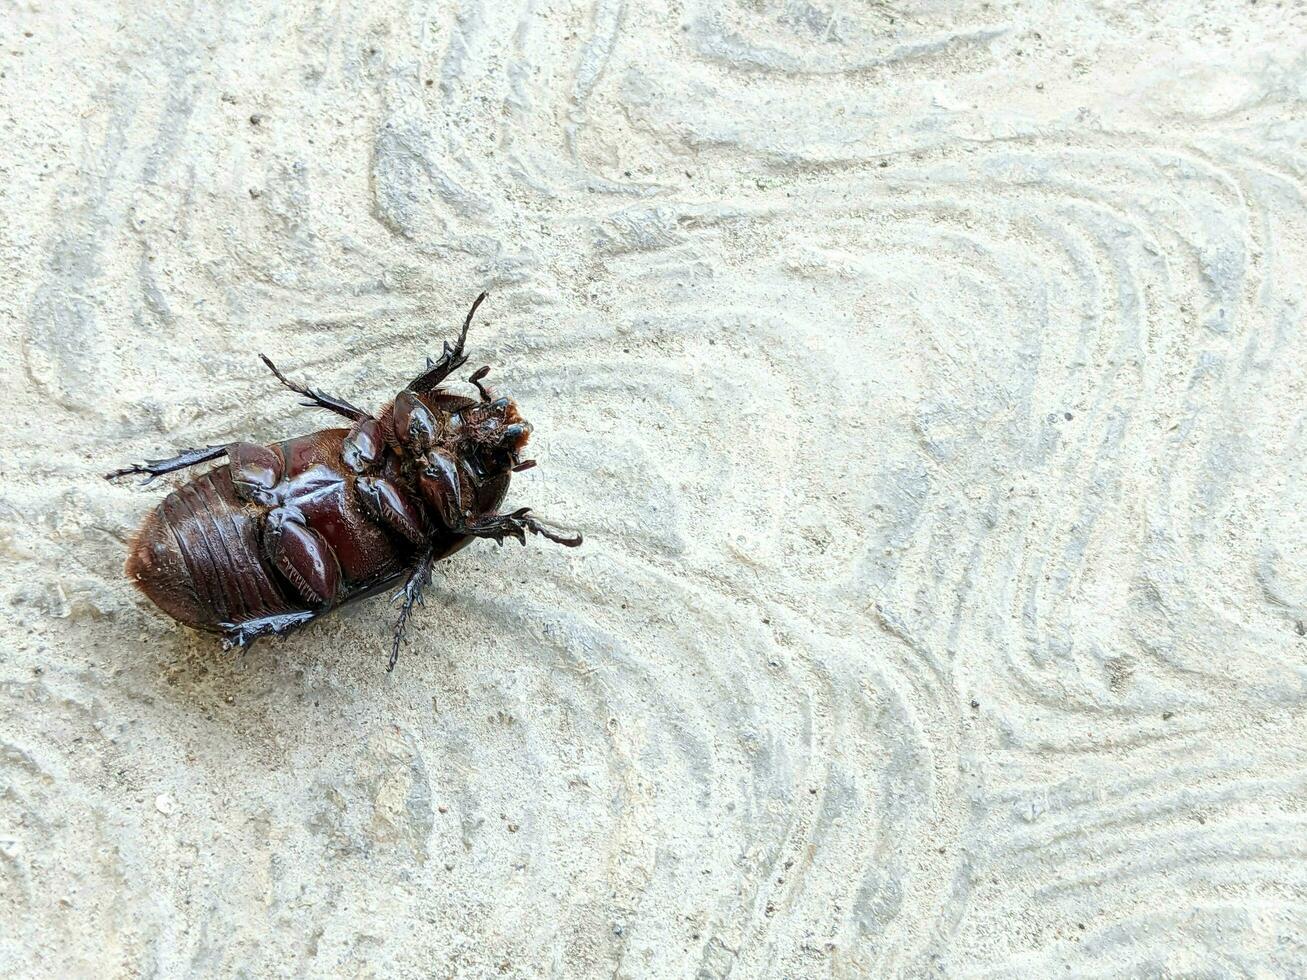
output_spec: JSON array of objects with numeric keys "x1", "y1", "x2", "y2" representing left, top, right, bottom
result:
[{"x1": 108, "y1": 294, "x2": 581, "y2": 671}]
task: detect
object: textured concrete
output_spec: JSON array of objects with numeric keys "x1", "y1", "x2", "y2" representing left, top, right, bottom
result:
[{"x1": 2, "y1": 2, "x2": 1306, "y2": 977}]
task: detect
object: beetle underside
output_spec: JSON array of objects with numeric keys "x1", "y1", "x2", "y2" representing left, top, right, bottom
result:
[{"x1": 109, "y1": 293, "x2": 581, "y2": 671}]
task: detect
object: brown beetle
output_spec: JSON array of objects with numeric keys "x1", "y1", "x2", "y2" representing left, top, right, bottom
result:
[{"x1": 107, "y1": 294, "x2": 580, "y2": 671}]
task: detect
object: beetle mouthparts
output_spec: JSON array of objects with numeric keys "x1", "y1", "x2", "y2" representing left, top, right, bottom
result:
[{"x1": 499, "y1": 422, "x2": 532, "y2": 451}]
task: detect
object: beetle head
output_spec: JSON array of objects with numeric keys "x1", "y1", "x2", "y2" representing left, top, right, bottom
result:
[
  {"x1": 391, "y1": 382, "x2": 535, "y2": 480},
  {"x1": 450, "y1": 396, "x2": 533, "y2": 477}
]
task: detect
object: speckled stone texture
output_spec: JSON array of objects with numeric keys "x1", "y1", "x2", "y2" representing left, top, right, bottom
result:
[{"x1": 2, "y1": 2, "x2": 1305, "y2": 977}]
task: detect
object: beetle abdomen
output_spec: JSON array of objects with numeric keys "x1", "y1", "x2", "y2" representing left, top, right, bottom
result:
[{"x1": 127, "y1": 466, "x2": 298, "y2": 632}]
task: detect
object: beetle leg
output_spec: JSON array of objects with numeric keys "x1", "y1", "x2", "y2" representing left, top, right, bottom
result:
[
  {"x1": 356, "y1": 476, "x2": 429, "y2": 545},
  {"x1": 260, "y1": 354, "x2": 370, "y2": 421},
  {"x1": 220, "y1": 609, "x2": 318, "y2": 650},
  {"x1": 388, "y1": 545, "x2": 436, "y2": 672},
  {"x1": 407, "y1": 292, "x2": 487, "y2": 394},
  {"x1": 417, "y1": 449, "x2": 465, "y2": 528},
  {"x1": 229, "y1": 442, "x2": 284, "y2": 506},
  {"x1": 390, "y1": 390, "x2": 440, "y2": 454},
  {"x1": 460, "y1": 507, "x2": 583, "y2": 548},
  {"x1": 262, "y1": 509, "x2": 342, "y2": 607},
  {"x1": 105, "y1": 445, "x2": 228, "y2": 484},
  {"x1": 341, "y1": 418, "x2": 386, "y2": 474},
  {"x1": 416, "y1": 449, "x2": 580, "y2": 546}
]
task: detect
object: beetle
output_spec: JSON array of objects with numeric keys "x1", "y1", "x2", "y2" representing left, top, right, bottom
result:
[{"x1": 107, "y1": 293, "x2": 581, "y2": 671}]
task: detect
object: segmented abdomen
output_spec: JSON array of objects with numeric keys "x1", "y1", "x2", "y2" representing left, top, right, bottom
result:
[{"x1": 127, "y1": 466, "x2": 298, "y2": 631}]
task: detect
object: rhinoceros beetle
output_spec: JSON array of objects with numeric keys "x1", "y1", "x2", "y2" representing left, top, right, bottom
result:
[{"x1": 107, "y1": 294, "x2": 580, "y2": 671}]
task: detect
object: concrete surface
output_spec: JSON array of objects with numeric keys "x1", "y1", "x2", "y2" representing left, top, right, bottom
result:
[{"x1": 1, "y1": 1, "x2": 1305, "y2": 976}]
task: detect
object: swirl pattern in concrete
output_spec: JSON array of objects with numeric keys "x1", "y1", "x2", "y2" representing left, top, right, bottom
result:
[{"x1": 2, "y1": 2, "x2": 1305, "y2": 976}]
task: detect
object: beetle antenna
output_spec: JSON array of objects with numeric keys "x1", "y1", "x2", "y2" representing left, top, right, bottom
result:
[
  {"x1": 511, "y1": 458, "x2": 537, "y2": 472},
  {"x1": 469, "y1": 365, "x2": 492, "y2": 402}
]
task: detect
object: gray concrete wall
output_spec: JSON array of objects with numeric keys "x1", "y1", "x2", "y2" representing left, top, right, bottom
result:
[{"x1": 2, "y1": 2, "x2": 1304, "y2": 976}]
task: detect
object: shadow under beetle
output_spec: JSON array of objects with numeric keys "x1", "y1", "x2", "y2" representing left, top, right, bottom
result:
[{"x1": 108, "y1": 294, "x2": 581, "y2": 671}]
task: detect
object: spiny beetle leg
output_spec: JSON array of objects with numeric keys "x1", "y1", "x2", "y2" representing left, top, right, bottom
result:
[
  {"x1": 220, "y1": 610, "x2": 319, "y2": 651},
  {"x1": 105, "y1": 445, "x2": 228, "y2": 484},
  {"x1": 260, "y1": 354, "x2": 369, "y2": 421},
  {"x1": 408, "y1": 291, "x2": 488, "y2": 393},
  {"x1": 263, "y1": 510, "x2": 342, "y2": 607},
  {"x1": 460, "y1": 507, "x2": 583, "y2": 548},
  {"x1": 389, "y1": 546, "x2": 436, "y2": 672},
  {"x1": 356, "y1": 476, "x2": 428, "y2": 545}
]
